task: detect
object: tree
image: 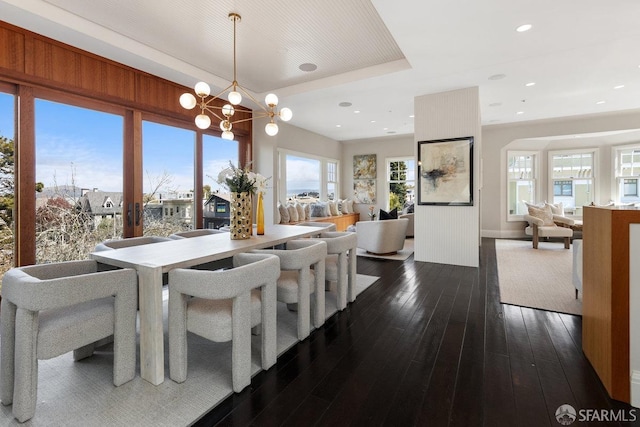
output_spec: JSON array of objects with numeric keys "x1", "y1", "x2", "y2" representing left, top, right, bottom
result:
[
  {"x1": 203, "y1": 184, "x2": 211, "y2": 200},
  {"x1": 389, "y1": 161, "x2": 408, "y2": 211}
]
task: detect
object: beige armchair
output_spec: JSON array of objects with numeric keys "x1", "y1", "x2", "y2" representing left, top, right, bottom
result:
[
  {"x1": 524, "y1": 214, "x2": 573, "y2": 249},
  {"x1": 355, "y1": 218, "x2": 408, "y2": 255}
]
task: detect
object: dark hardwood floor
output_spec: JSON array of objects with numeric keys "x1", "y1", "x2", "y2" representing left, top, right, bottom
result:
[{"x1": 193, "y1": 238, "x2": 637, "y2": 426}]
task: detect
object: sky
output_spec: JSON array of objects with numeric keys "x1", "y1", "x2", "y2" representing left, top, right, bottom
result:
[{"x1": 0, "y1": 93, "x2": 240, "y2": 195}]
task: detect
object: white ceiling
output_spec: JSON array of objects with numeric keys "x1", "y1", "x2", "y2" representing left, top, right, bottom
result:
[{"x1": 1, "y1": 0, "x2": 640, "y2": 142}]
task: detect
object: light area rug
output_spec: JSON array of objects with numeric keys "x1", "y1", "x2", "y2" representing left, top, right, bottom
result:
[
  {"x1": 495, "y1": 239, "x2": 581, "y2": 315},
  {"x1": 0, "y1": 274, "x2": 380, "y2": 426},
  {"x1": 356, "y1": 238, "x2": 414, "y2": 261}
]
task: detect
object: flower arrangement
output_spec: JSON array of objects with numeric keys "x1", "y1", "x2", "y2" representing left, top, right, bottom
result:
[
  {"x1": 217, "y1": 161, "x2": 270, "y2": 194},
  {"x1": 368, "y1": 205, "x2": 376, "y2": 220}
]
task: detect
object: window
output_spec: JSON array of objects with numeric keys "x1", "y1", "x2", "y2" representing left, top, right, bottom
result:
[
  {"x1": 35, "y1": 99, "x2": 124, "y2": 263},
  {"x1": 549, "y1": 149, "x2": 596, "y2": 216},
  {"x1": 142, "y1": 120, "x2": 195, "y2": 235},
  {"x1": 216, "y1": 202, "x2": 227, "y2": 213},
  {"x1": 278, "y1": 150, "x2": 338, "y2": 203},
  {"x1": 387, "y1": 158, "x2": 415, "y2": 211},
  {"x1": 624, "y1": 179, "x2": 638, "y2": 197},
  {"x1": 554, "y1": 180, "x2": 573, "y2": 197},
  {"x1": 507, "y1": 151, "x2": 537, "y2": 218},
  {"x1": 615, "y1": 145, "x2": 640, "y2": 204},
  {"x1": 0, "y1": 90, "x2": 14, "y2": 277}
]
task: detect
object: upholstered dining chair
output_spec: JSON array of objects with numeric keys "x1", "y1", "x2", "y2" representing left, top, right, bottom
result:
[
  {"x1": 93, "y1": 235, "x2": 171, "y2": 251},
  {"x1": 168, "y1": 253, "x2": 280, "y2": 393},
  {"x1": 296, "y1": 221, "x2": 337, "y2": 236},
  {"x1": 252, "y1": 240, "x2": 327, "y2": 340},
  {"x1": 168, "y1": 229, "x2": 225, "y2": 239},
  {"x1": 0, "y1": 260, "x2": 138, "y2": 422},
  {"x1": 311, "y1": 231, "x2": 358, "y2": 311}
]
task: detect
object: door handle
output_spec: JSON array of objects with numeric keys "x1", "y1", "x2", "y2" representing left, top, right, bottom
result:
[
  {"x1": 127, "y1": 203, "x2": 132, "y2": 227},
  {"x1": 135, "y1": 202, "x2": 141, "y2": 226}
]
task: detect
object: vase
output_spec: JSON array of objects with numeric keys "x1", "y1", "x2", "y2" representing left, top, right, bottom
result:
[
  {"x1": 257, "y1": 191, "x2": 265, "y2": 235},
  {"x1": 229, "y1": 191, "x2": 252, "y2": 240}
]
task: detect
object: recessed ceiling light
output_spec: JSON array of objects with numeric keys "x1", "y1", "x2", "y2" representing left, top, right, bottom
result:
[
  {"x1": 596, "y1": 100, "x2": 606, "y2": 105},
  {"x1": 338, "y1": 102, "x2": 352, "y2": 107},
  {"x1": 614, "y1": 85, "x2": 625, "y2": 89},
  {"x1": 409, "y1": 115, "x2": 415, "y2": 118},
  {"x1": 370, "y1": 120, "x2": 376, "y2": 123},
  {"x1": 336, "y1": 124, "x2": 341, "y2": 128},
  {"x1": 489, "y1": 74, "x2": 506, "y2": 80},
  {"x1": 383, "y1": 127, "x2": 389, "y2": 131},
  {"x1": 354, "y1": 110, "x2": 361, "y2": 114},
  {"x1": 516, "y1": 111, "x2": 524, "y2": 115},
  {"x1": 299, "y1": 63, "x2": 317, "y2": 72},
  {"x1": 525, "y1": 82, "x2": 536, "y2": 87},
  {"x1": 516, "y1": 24, "x2": 532, "y2": 32}
]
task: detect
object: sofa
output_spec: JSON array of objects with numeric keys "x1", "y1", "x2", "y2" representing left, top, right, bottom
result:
[{"x1": 355, "y1": 218, "x2": 409, "y2": 255}]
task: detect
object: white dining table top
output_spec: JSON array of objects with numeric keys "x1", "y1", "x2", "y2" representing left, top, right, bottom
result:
[{"x1": 89, "y1": 224, "x2": 323, "y2": 272}]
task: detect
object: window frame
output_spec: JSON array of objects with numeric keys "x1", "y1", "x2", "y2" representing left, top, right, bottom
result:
[
  {"x1": 547, "y1": 148, "x2": 598, "y2": 217},
  {"x1": 613, "y1": 143, "x2": 640, "y2": 204},
  {"x1": 277, "y1": 149, "x2": 340, "y2": 203},
  {"x1": 386, "y1": 156, "x2": 416, "y2": 211},
  {"x1": 506, "y1": 150, "x2": 539, "y2": 222}
]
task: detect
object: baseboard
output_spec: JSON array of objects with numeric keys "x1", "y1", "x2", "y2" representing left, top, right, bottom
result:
[{"x1": 481, "y1": 229, "x2": 527, "y2": 239}]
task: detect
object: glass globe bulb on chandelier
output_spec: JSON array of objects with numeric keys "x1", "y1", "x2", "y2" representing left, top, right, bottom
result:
[{"x1": 179, "y1": 12, "x2": 292, "y2": 140}]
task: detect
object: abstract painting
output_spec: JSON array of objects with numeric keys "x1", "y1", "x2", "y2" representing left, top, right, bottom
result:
[
  {"x1": 353, "y1": 154, "x2": 377, "y2": 179},
  {"x1": 354, "y1": 179, "x2": 376, "y2": 203},
  {"x1": 418, "y1": 137, "x2": 473, "y2": 205}
]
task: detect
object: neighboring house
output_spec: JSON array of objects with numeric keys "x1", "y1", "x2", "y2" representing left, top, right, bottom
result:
[
  {"x1": 203, "y1": 192, "x2": 231, "y2": 229},
  {"x1": 145, "y1": 191, "x2": 194, "y2": 225},
  {"x1": 76, "y1": 189, "x2": 123, "y2": 229}
]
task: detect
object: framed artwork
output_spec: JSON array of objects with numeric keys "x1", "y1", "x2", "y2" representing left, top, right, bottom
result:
[
  {"x1": 418, "y1": 136, "x2": 473, "y2": 206},
  {"x1": 353, "y1": 154, "x2": 377, "y2": 179},
  {"x1": 354, "y1": 179, "x2": 376, "y2": 203}
]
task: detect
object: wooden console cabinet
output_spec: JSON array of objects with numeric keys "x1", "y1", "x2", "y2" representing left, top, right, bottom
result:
[{"x1": 582, "y1": 206, "x2": 640, "y2": 403}]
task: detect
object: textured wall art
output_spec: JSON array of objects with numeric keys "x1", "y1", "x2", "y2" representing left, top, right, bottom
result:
[
  {"x1": 418, "y1": 137, "x2": 473, "y2": 206},
  {"x1": 353, "y1": 179, "x2": 376, "y2": 203},
  {"x1": 353, "y1": 154, "x2": 377, "y2": 179}
]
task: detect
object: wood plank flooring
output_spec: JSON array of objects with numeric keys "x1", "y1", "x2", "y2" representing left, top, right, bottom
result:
[{"x1": 193, "y1": 238, "x2": 637, "y2": 426}]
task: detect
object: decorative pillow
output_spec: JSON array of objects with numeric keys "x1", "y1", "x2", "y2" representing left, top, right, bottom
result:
[
  {"x1": 405, "y1": 203, "x2": 414, "y2": 214},
  {"x1": 304, "y1": 203, "x2": 311, "y2": 219},
  {"x1": 379, "y1": 207, "x2": 398, "y2": 220},
  {"x1": 287, "y1": 204, "x2": 299, "y2": 222},
  {"x1": 340, "y1": 199, "x2": 350, "y2": 214},
  {"x1": 278, "y1": 203, "x2": 290, "y2": 223},
  {"x1": 276, "y1": 203, "x2": 281, "y2": 224},
  {"x1": 343, "y1": 199, "x2": 353, "y2": 214},
  {"x1": 545, "y1": 201, "x2": 564, "y2": 216},
  {"x1": 337, "y1": 199, "x2": 344, "y2": 214},
  {"x1": 527, "y1": 204, "x2": 555, "y2": 226},
  {"x1": 295, "y1": 203, "x2": 305, "y2": 221},
  {"x1": 310, "y1": 203, "x2": 326, "y2": 217},
  {"x1": 328, "y1": 200, "x2": 339, "y2": 216}
]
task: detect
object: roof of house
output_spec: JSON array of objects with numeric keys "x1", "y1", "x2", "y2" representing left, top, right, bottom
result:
[{"x1": 78, "y1": 191, "x2": 123, "y2": 215}]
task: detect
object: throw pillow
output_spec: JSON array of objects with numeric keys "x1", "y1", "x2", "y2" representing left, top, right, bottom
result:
[
  {"x1": 340, "y1": 199, "x2": 350, "y2": 214},
  {"x1": 304, "y1": 203, "x2": 311, "y2": 219},
  {"x1": 405, "y1": 203, "x2": 414, "y2": 214},
  {"x1": 379, "y1": 207, "x2": 398, "y2": 220},
  {"x1": 276, "y1": 203, "x2": 281, "y2": 224},
  {"x1": 527, "y1": 204, "x2": 555, "y2": 226},
  {"x1": 343, "y1": 199, "x2": 353, "y2": 214},
  {"x1": 545, "y1": 201, "x2": 564, "y2": 216},
  {"x1": 287, "y1": 204, "x2": 299, "y2": 222},
  {"x1": 310, "y1": 203, "x2": 326, "y2": 217},
  {"x1": 295, "y1": 203, "x2": 305, "y2": 221},
  {"x1": 329, "y1": 200, "x2": 339, "y2": 216},
  {"x1": 278, "y1": 203, "x2": 290, "y2": 223}
]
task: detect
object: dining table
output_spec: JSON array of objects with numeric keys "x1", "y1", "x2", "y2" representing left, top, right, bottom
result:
[{"x1": 89, "y1": 224, "x2": 325, "y2": 385}]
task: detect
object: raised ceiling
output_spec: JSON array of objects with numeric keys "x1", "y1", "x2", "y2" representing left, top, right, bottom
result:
[{"x1": 1, "y1": 0, "x2": 640, "y2": 141}]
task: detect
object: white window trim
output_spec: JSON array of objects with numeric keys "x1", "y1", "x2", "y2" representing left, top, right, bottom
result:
[
  {"x1": 612, "y1": 143, "x2": 640, "y2": 204},
  {"x1": 386, "y1": 156, "x2": 415, "y2": 211},
  {"x1": 547, "y1": 147, "x2": 598, "y2": 217},
  {"x1": 277, "y1": 148, "x2": 340, "y2": 202},
  {"x1": 506, "y1": 150, "x2": 539, "y2": 222}
]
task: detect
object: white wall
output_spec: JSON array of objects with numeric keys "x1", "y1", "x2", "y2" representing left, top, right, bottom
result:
[
  {"x1": 414, "y1": 87, "x2": 481, "y2": 267},
  {"x1": 341, "y1": 135, "x2": 414, "y2": 219},
  {"x1": 482, "y1": 109, "x2": 640, "y2": 238},
  {"x1": 252, "y1": 118, "x2": 342, "y2": 226}
]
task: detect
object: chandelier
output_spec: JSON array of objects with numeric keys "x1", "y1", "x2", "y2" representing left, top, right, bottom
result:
[{"x1": 179, "y1": 12, "x2": 292, "y2": 140}]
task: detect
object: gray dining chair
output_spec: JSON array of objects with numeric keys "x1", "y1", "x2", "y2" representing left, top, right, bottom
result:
[
  {"x1": 312, "y1": 231, "x2": 358, "y2": 310},
  {"x1": 252, "y1": 240, "x2": 327, "y2": 340},
  {"x1": 168, "y1": 253, "x2": 280, "y2": 393},
  {"x1": 0, "y1": 260, "x2": 138, "y2": 422},
  {"x1": 93, "y1": 235, "x2": 171, "y2": 251}
]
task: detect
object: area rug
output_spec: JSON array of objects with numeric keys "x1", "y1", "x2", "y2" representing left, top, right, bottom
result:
[
  {"x1": 0, "y1": 274, "x2": 380, "y2": 426},
  {"x1": 495, "y1": 239, "x2": 581, "y2": 315},
  {"x1": 356, "y1": 238, "x2": 414, "y2": 261}
]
